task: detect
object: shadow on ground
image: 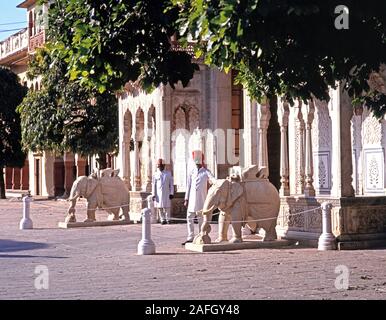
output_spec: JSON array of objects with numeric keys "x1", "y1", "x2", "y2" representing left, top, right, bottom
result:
[
  {"x1": 0, "y1": 239, "x2": 49, "y2": 253},
  {"x1": 0, "y1": 254, "x2": 67, "y2": 259}
]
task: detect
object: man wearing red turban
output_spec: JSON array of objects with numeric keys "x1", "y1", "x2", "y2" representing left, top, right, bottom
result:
[{"x1": 182, "y1": 150, "x2": 215, "y2": 245}]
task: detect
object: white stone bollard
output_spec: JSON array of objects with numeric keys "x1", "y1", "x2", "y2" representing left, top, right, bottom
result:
[
  {"x1": 318, "y1": 202, "x2": 336, "y2": 250},
  {"x1": 147, "y1": 195, "x2": 158, "y2": 224},
  {"x1": 20, "y1": 196, "x2": 33, "y2": 230},
  {"x1": 137, "y1": 208, "x2": 156, "y2": 255}
]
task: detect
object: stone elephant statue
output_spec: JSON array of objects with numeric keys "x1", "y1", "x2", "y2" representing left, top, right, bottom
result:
[
  {"x1": 65, "y1": 168, "x2": 130, "y2": 223},
  {"x1": 194, "y1": 166, "x2": 280, "y2": 244}
]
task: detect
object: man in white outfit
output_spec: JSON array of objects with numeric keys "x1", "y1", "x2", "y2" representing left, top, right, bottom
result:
[
  {"x1": 152, "y1": 159, "x2": 174, "y2": 224},
  {"x1": 182, "y1": 151, "x2": 215, "y2": 245}
]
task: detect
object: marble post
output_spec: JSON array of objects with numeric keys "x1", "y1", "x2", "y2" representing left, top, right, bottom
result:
[
  {"x1": 20, "y1": 195, "x2": 33, "y2": 230},
  {"x1": 277, "y1": 99, "x2": 290, "y2": 196},
  {"x1": 302, "y1": 100, "x2": 316, "y2": 197},
  {"x1": 318, "y1": 202, "x2": 336, "y2": 250},
  {"x1": 137, "y1": 208, "x2": 156, "y2": 255}
]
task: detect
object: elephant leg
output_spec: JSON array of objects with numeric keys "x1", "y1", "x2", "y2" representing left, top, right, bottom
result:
[
  {"x1": 215, "y1": 212, "x2": 230, "y2": 243},
  {"x1": 229, "y1": 203, "x2": 243, "y2": 243},
  {"x1": 84, "y1": 203, "x2": 96, "y2": 222},
  {"x1": 65, "y1": 207, "x2": 76, "y2": 223},
  {"x1": 193, "y1": 213, "x2": 212, "y2": 245},
  {"x1": 230, "y1": 222, "x2": 243, "y2": 243},
  {"x1": 260, "y1": 220, "x2": 277, "y2": 241},
  {"x1": 120, "y1": 205, "x2": 130, "y2": 221},
  {"x1": 107, "y1": 208, "x2": 120, "y2": 221},
  {"x1": 65, "y1": 199, "x2": 78, "y2": 223},
  {"x1": 245, "y1": 216, "x2": 258, "y2": 234}
]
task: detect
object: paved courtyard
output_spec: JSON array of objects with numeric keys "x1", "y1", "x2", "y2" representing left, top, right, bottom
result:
[{"x1": 0, "y1": 198, "x2": 385, "y2": 300}]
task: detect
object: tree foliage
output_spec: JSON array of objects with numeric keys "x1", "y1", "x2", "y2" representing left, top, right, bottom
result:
[
  {"x1": 18, "y1": 47, "x2": 119, "y2": 159},
  {"x1": 0, "y1": 67, "x2": 27, "y2": 198},
  {"x1": 176, "y1": 0, "x2": 386, "y2": 115},
  {"x1": 46, "y1": 0, "x2": 198, "y2": 93},
  {"x1": 43, "y1": 0, "x2": 386, "y2": 117}
]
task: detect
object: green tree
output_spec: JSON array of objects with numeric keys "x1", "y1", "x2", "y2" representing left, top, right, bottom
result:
[
  {"x1": 47, "y1": 0, "x2": 386, "y2": 116},
  {"x1": 0, "y1": 67, "x2": 27, "y2": 199},
  {"x1": 18, "y1": 47, "x2": 118, "y2": 170},
  {"x1": 176, "y1": 0, "x2": 386, "y2": 115},
  {"x1": 46, "y1": 0, "x2": 198, "y2": 93}
]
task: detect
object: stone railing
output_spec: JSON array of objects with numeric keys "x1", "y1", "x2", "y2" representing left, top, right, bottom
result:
[
  {"x1": 0, "y1": 28, "x2": 28, "y2": 61},
  {"x1": 29, "y1": 31, "x2": 45, "y2": 53}
]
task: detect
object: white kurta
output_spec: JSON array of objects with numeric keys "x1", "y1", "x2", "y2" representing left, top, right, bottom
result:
[
  {"x1": 185, "y1": 167, "x2": 215, "y2": 212},
  {"x1": 152, "y1": 170, "x2": 174, "y2": 208}
]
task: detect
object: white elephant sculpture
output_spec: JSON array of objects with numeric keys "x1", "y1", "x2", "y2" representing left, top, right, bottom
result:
[
  {"x1": 65, "y1": 168, "x2": 130, "y2": 223},
  {"x1": 194, "y1": 166, "x2": 280, "y2": 244}
]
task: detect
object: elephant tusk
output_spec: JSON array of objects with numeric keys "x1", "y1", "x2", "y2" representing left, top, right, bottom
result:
[{"x1": 202, "y1": 205, "x2": 215, "y2": 215}]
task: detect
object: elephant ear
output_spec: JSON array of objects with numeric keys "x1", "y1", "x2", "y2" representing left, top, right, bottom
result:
[
  {"x1": 85, "y1": 178, "x2": 99, "y2": 198},
  {"x1": 225, "y1": 182, "x2": 244, "y2": 208}
]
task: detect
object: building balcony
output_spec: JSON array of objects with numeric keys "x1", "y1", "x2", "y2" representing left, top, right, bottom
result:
[
  {"x1": 29, "y1": 30, "x2": 45, "y2": 53},
  {"x1": 0, "y1": 28, "x2": 28, "y2": 65}
]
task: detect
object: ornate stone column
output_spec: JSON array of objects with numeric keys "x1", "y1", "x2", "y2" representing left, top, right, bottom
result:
[
  {"x1": 330, "y1": 86, "x2": 355, "y2": 197},
  {"x1": 295, "y1": 101, "x2": 305, "y2": 194},
  {"x1": 302, "y1": 100, "x2": 316, "y2": 197},
  {"x1": 133, "y1": 139, "x2": 141, "y2": 191},
  {"x1": 352, "y1": 105, "x2": 363, "y2": 195},
  {"x1": 21, "y1": 160, "x2": 29, "y2": 190},
  {"x1": 257, "y1": 100, "x2": 271, "y2": 175},
  {"x1": 63, "y1": 152, "x2": 75, "y2": 197},
  {"x1": 144, "y1": 136, "x2": 152, "y2": 192},
  {"x1": 12, "y1": 168, "x2": 21, "y2": 190},
  {"x1": 277, "y1": 99, "x2": 290, "y2": 196},
  {"x1": 75, "y1": 154, "x2": 87, "y2": 177},
  {"x1": 121, "y1": 134, "x2": 132, "y2": 190},
  {"x1": 243, "y1": 90, "x2": 258, "y2": 166}
]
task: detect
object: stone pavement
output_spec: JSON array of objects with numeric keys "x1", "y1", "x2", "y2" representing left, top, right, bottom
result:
[{"x1": 0, "y1": 199, "x2": 386, "y2": 300}]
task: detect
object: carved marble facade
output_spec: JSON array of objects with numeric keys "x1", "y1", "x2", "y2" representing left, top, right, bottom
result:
[
  {"x1": 118, "y1": 64, "x2": 233, "y2": 218},
  {"x1": 118, "y1": 68, "x2": 386, "y2": 248}
]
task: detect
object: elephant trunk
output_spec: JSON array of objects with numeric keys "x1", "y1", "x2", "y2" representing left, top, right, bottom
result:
[
  {"x1": 202, "y1": 197, "x2": 217, "y2": 215},
  {"x1": 67, "y1": 181, "x2": 80, "y2": 202}
]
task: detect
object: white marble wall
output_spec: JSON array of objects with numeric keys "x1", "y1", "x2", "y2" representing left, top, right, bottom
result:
[
  {"x1": 351, "y1": 107, "x2": 386, "y2": 195},
  {"x1": 118, "y1": 64, "x2": 233, "y2": 193}
]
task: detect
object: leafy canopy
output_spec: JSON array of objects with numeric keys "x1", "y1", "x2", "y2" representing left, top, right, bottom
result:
[
  {"x1": 46, "y1": 0, "x2": 198, "y2": 93},
  {"x1": 43, "y1": 0, "x2": 386, "y2": 117},
  {"x1": 176, "y1": 0, "x2": 386, "y2": 116},
  {"x1": 18, "y1": 46, "x2": 119, "y2": 157},
  {"x1": 0, "y1": 67, "x2": 27, "y2": 168}
]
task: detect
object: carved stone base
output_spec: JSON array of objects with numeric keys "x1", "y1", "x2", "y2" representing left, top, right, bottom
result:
[
  {"x1": 279, "y1": 195, "x2": 386, "y2": 250},
  {"x1": 130, "y1": 191, "x2": 151, "y2": 222},
  {"x1": 58, "y1": 220, "x2": 132, "y2": 228},
  {"x1": 185, "y1": 239, "x2": 293, "y2": 252}
]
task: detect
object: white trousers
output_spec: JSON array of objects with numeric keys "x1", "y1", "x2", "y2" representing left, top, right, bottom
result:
[
  {"x1": 186, "y1": 211, "x2": 203, "y2": 241},
  {"x1": 157, "y1": 208, "x2": 170, "y2": 222}
]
